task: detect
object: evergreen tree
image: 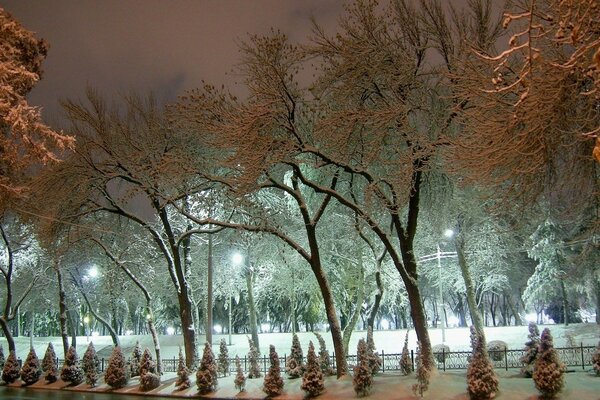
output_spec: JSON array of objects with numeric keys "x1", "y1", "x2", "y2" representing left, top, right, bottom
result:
[
  {"x1": 533, "y1": 328, "x2": 565, "y2": 399},
  {"x1": 20, "y1": 348, "x2": 41, "y2": 385},
  {"x1": 129, "y1": 340, "x2": 143, "y2": 378},
  {"x1": 285, "y1": 333, "x2": 304, "y2": 378},
  {"x1": 218, "y1": 338, "x2": 229, "y2": 377},
  {"x1": 412, "y1": 341, "x2": 430, "y2": 398},
  {"x1": 234, "y1": 355, "x2": 246, "y2": 392},
  {"x1": 366, "y1": 327, "x2": 382, "y2": 374},
  {"x1": 263, "y1": 344, "x2": 284, "y2": 397},
  {"x1": 139, "y1": 348, "x2": 160, "y2": 391},
  {"x1": 248, "y1": 337, "x2": 262, "y2": 378},
  {"x1": 353, "y1": 338, "x2": 372, "y2": 397},
  {"x1": 175, "y1": 346, "x2": 191, "y2": 390},
  {"x1": 2, "y1": 350, "x2": 20, "y2": 383},
  {"x1": 82, "y1": 342, "x2": 99, "y2": 387},
  {"x1": 399, "y1": 330, "x2": 412, "y2": 376},
  {"x1": 466, "y1": 326, "x2": 499, "y2": 400},
  {"x1": 592, "y1": 340, "x2": 600, "y2": 376},
  {"x1": 314, "y1": 332, "x2": 334, "y2": 376},
  {"x1": 520, "y1": 321, "x2": 540, "y2": 377},
  {"x1": 104, "y1": 346, "x2": 129, "y2": 389},
  {"x1": 196, "y1": 342, "x2": 218, "y2": 394},
  {"x1": 42, "y1": 342, "x2": 58, "y2": 383},
  {"x1": 60, "y1": 345, "x2": 83, "y2": 385},
  {"x1": 0, "y1": 345, "x2": 5, "y2": 374},
  {"x1": 302, "y1": 341, "x2": 325, "y2": 398}
]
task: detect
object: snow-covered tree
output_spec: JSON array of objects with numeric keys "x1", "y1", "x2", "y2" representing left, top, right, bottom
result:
[
  {"x1": 20, "y1": 348, "x2": 41, "y2": 385},
  {"x1": 412, "y1": 341, "x2": 430, "y2": 398},
  {"x1": 139, "y1": 348, "x2": 160, "y2": 391},
  {"x1": 286, "y1": 333, "x2": 304, "y2": 378},
  {"x1": 82, "y1": 342, "x2": 99, "y2": 387},
  {"x1": 314, "y1": 332, "x2": 334, "y2": 376},
  {"x1": 129, "y1": 340, "x2": 143, "y2": 377},
  {"x1": 466, "y1": 326, "x2": 498, "y2": 400},
  {"x1": 218, "y1": 338, "x2": 229, "y2": 377},
  {"x1": 2, "y1": 350, "x2": 20, "y2": 383},
  {"x1": 60, "y1": 345, "x2": 83, "y2": 385},
  {"x1": 520, "y1": 322, "x2": 540, "y2": 377},
  {"x1": 42, "y1": 342, "x2": 58, "y2": 383},
  {"x1": 302, "y1": 341, "x2": 324, "y2": 397},
  {"x1": 353, "y1": 338, "x2": 372, "y2": 397},
  {"x1": 263, "y1": 344, "x2": 284, "y2": 397},
  {"x1": 196, "y1": 342, "x2": 218, "y2": 394},
  {"x1": 533, "y1": 328, "x2": 565, "y2": 399},
  {"x1": 175, "y1": 347, "x2": 191, "y2": 390},
  {"x1": 400, "y1": 330, "x2": 411, "y2": 375},
  {"x1": 366, "y1": 327, "x2": 382, "y2": 374},
  {"x1": 592, "y1": 340, "x2": 600, "y2": 376},
  {"x1": 104, "y1": 346, "x2": 129, "y2": 389},
  {"x1": 247, "y1": 337, "x2": 262, "y2": 378},
  {"x1": 234, "y1": 355, "x2": 246, "y2": 392}
]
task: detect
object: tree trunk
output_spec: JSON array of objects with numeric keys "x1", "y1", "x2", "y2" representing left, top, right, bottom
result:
[
  {"x1": 560, "y1": 280, "x2": 569, "y2": 326},
  {"x1": 55, "y1": 265, "x2": 70, "y2": 357},
  {"x1": 0, "y1": 318, "x2": 15, "y2": 353},
  {"x1": 176, "y1": 288, "x2": 197, "y2": 368},
  {"x1": 206, "y1": 232, "x2": 214, "y2": 345},
  {"x1": 595, "y1": 278, "x2": 600, "y2": 324},
  {"x1": 342, "y1": 257, "x2": 365, "y2": 356},
  {"x1": 454, "y1": 234, "x2": 485, "y2": 339},
  {"x1": 503, "y1": 290, "x2": 522, "y2": 326},
  {"x1": 245, "y1": 252, "x2": 259, "y2": 353},
  {"x1": 366, "y1": 263, "x2": 384, "y2": 333}
]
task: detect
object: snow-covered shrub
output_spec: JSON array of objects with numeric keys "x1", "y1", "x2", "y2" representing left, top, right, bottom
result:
[
  {"x1": 592, "y1": 340, "x2": 600, "y2": 376},
  {"x1": 533, "y1": 328, "x2": 565, "y2": 399},
  {"x1": 2, "y1": 350, "x2": 20, "y2": 383},
  {"x1": 139, "y1": 348, "x2": 160, "y2": 391},
  {"x1": 302, "y1": 341, "x2": 324, "y2": 397},
  {"x1": 400, "y1": 330, "x2": 412, "y2": 375},
  {"x1": 486, "y1": 340, "x2": 507, "y2": 362},
  {"x1": 129, "y1": 340, "x2": 142, "y2": 378},
  {"x1": 42, "y1": 342, "x2": 58, "y2": 383},
  {"x1": 353, "y1": 338, "x2": 372, "y2": 397},
  {"x1": 60, "y1": 345, "x2": 83, "y2": 385},
  {"x1": 466, "y1": 326, "x2": 499, "y2": 400},
  {"x1": 263, "y1": 344, "x2": 284, "y2": 397},
  {"x1": 82, "y1": 342, "x2": 99, "y2": 387},
  {"x1": 432, "y1": 344, "x2": 450, "y2": 363},
  {"x1": 286, "y1": 333, "x2": 304, "y2": 378},
  {"x1": 247, "y1": 337, "x2": 262, "y2": 378},
  {"x1": 196, "y1": 342, "x2": 218, "y2": 394},
  {"x1": 20, "y1": 348, "x2": 41, "y2": 385},
  {"x1": 412, "y1": 341, "x2": 430, "y2": 398},
  {"x1": 234, "y1": 355, "x2": 246, "y2": 392},
  {"x1": 218, "y1": 338, "x2": 229, "y2": 377},
  {"x1": 105, "y1": 346, "x2": 129, "y2": 389},
  {"x1": 175, "y1": 346, "x2": 191, "y2": 390},
  {"x1": 520, "y1": 321, "x2": 540, "y2": 377},
  {"x1": 313, "y1": 332, "x2": 334, "y2": 376},
  {"x1": 366, "y1": 327, "x2": 382, "y2": 374}
]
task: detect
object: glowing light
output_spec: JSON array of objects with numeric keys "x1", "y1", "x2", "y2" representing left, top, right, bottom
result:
[
  {"x1": 88, "y1": 266, "x2": 99, "y2": 278},
  {"x1": 380, "y1": 319, "x2": 390, "y2": 330},
  {"x1": 213, "y1": 324, "x2": 222, "y2": 334},
  {"x1": 166, "y1": 326, "x2": 175, "y2": 335},
  {"x1": 525, "y1": 313, "x2": 538, "y2": 323},
  {"x1": 232, "y1": 252, "x2": 243, "y2": 265},
  {"x1": 91, "y1": 331, "x2": 99, "y2": 337},
  {"x1": 125, "y1": 330, "x2": 133, "y2": 336},
  {"x1": 83, "y1": 316, "x2": 90, "y2": 324},
  {"x1": 444, "y1": 229, "x2": 454, "y2": 238}
]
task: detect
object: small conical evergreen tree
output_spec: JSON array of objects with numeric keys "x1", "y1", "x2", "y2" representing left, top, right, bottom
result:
[
  {"x1": 592, "y1": 340, "x2": 600, "y2": 376},
  {"x1": 196, "y1": 342, "x2": 218, "y2": 394},
  {"x1": 399, "y1": 330, "x2": 411, "y2": 375},
  {"x1": 263, "y1": 345, "x2": 284, "y2": 397},
  {"x1": 105, "y1": 346, "x2": 129, "y2": 389},
  {"x1": 520, "y1": 321, "x2": 540, "y2": 377},
  {"x1": 0, "y1": 345, "x2": 5, "y2": 374},
  {"x1": 285, "y1": 333, "x2": 304, "y2": 378},
  {"x1": 175, "y1": 346, "x2": 191, "y2": 390},
  {"x1": 42, "y1": 342, "x2": 58, "y2": 383},
  {"x1": 129, "y1": 340, "x2": 143, "y2": 378},
  {"x1": 466, "y1": 326, "x2": 499, "y2": 400},
  {"x1": 366, "y1": 327, "x2": 382, "y2": 374},
  {"x1": 218, "y1": 338, "x2": 229, "y2": 377},
  {"x1": 313, "y1": 332, "x2": 334, "y2": 376},
  {"x1": 353, "y1": 338, "x2": 372, "y2": 397},
  {"x1": 302, "y1": 341, "x2": 325, "y2": 397},
  {"x1": 20, "y1": 348, "x2": 41, "y2": 385},
  {"x1": 139, "y1": 348, "x2": 160, "y2": 391},
  {"x1": 533, "y1": 328, "x2": 565, "y2": 399},
  {"x1": 82, "y1": 342, "x2": 99, "y2": 387},
  {"x1": 412, "y1": 341, "x2": 430, "y2": 398},
  {"x1": 234, "y1": 355, "x2": 246, "y2": 392},
  {"x1": 247, "y1": 337, "x2": 262, "y2": 378},
  {"x1": 2, "y1": 350, "x2": 20, "y2": 383},
  {"x1": 60, "y1": 345, "x2": 83, "y2": 385}
]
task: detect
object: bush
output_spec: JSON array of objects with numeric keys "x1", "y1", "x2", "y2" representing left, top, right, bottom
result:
[
  {"x1": 432, "y1": 344, "x2": 450, "y2": 363},
  {"x1": 412, "y1": 341, "x2": 430, "y2": 398},
  {"x1": 82, "y1": 342, "x2": 100, "y2": 387},
  {"x1": 104, "y1": 346, "x2": 129, "y2": 389},
  {"x1": 533, "y1": 328, "x2": 565, "y2": 399},
  {"x1": 0, "y1": 345, "x2": 4, "y2": 371},
  {"x1": 314, "y1": 331, "x2": 334, "y2": 376},
  {"x1": 139, "y1": 348, "x2": 160, "y2": 391},
  {"x1": 42, "y1": 342, "x2": 58, "y2": 383},
  {"x1": 286, "y1": 333, "x2": 304, "y2": 378},
  {"x1": 218, "y1": 338, "x2": 229, "y2": 377},
  {"x1": 196, "y1": 342, "x2": 218, "y2": 394},
  {"x1": 302, "y1": 341, "x2": 324, "y2": 397},
  {"x1": 366, "y1": 327, "x2": 382, "y2": 374},
  {"x1": 467, "y1": 326, "x2": 499, "y2": 400},
  {"x1": 234, "y1": 355, "x2": 246, "y2": 392},
  {"x1": 400, "y1": 330, "x2": 412, "y2": 376},
  {"x1": 129, "y1": 341, "x2": 143, "y2": 378},
  {"x1": 520, "y1": 321, "x2": 540, "y2": 377},
  {"x1": 60, "y1": 345, "x2": 83, "y2": 385},
  {"x1": 175, "y1": 346, "x2": 191, "y2": 390},
  {"x1": 263, "y1": 345, "x2": 284, "y2": 397},
  {"x1": 247, "y1": 337, "x2": 262, "y2": 379},
  {"x1": 2, "y1": 350, "x2": 20, "y2": 384},
  {"x1": 20, "y1": 348, "x2": 41, "y2": 385},
  {"x1": 486, "y1": 340, "x2": 507, "y2": 362},
  {"x1": 592, "y1": 340, "x2": 600, "y2": 376},
  {"x1": 353, "y1": 339, "x2": 372, "y2": 397}
]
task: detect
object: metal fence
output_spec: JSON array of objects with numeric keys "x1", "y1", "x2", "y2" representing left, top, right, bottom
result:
[{"x1": 39, "y1": 343, "x2": 595, "y2": 375}]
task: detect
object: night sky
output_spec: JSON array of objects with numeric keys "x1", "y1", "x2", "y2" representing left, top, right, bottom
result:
[{"x1": 1, "y1": 0, "x2": 344, "y2": 125}]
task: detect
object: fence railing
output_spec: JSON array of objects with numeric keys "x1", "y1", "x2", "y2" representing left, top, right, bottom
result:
[{"x1": 32, "y1": 344, "x2": 597, "y2": 375}]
